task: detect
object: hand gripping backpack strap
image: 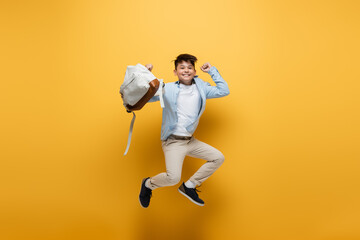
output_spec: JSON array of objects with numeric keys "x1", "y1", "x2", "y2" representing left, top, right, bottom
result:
[{"x1": 123, "y1": 112, "x2": 136, "y2": 156}]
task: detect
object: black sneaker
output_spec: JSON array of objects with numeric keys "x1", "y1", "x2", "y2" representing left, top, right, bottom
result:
[
  {"x1": 139, "y1": 177, "x2": 152, "y2": 208},
  {"x1": 178, "y1": 182, "x2": 205, "y2": 206}
]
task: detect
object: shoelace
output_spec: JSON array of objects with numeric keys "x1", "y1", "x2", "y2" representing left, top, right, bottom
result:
[
  {"x1": 146, "y1": 188, "x2": 152, "y2": 198},
  {"x1": 192, "y1": 187, "x2": 201, "y2": 197}
]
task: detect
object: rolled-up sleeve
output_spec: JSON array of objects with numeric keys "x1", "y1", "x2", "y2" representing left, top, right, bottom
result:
[{"x1": 205, "y1": 66, "x2": 230, "y2": 99}]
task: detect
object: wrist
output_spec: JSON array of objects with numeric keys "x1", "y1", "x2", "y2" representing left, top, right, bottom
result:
[{"x1": 207, "y1": 66, "x2": 215, "y2": 73}]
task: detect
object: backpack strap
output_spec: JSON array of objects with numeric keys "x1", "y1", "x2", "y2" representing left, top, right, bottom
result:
[
  {"x1": 123, "y1": 112, "x2": 136, "y2": 156},
  {"x1": 158, "y1": 79, "x2": 165, "y2": 108}
]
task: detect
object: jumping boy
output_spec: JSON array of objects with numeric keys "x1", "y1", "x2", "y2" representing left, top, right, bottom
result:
[{"x1": 139, "y1": 53, "x2": 230, "y2": 207}]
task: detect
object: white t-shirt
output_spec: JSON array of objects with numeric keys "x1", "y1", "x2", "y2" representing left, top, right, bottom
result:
[{"x1": 173, "y1": 83, "x2": 201, "y2": 136}]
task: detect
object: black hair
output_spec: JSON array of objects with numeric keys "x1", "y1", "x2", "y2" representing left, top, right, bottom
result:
[{"x1": 174, "y1": 53, "x2": 197, "y2": 69}]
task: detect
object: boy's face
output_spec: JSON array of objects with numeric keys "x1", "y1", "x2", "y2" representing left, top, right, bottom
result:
[{"x1": 174, "y1": 61, "x2": 196, "y2": 85}]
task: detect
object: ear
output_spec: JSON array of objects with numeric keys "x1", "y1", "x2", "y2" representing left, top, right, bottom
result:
[{"x1": 173, "y1": 69, "x2": 177, "y2": 75}]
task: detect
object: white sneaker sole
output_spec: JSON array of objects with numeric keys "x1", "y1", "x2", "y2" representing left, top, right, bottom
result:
[{"x1": 178, "y1": 188, "x2": 204, "y2": 206}]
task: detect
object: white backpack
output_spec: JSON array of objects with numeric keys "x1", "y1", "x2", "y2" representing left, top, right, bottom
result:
[{"x1": 120, "y1": 64, "x2": 164, "y2": 155}]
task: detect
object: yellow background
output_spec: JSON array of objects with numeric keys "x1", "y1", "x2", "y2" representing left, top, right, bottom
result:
[{"x1": 1, "y1": 0, "x2": 360, "y2": 240}]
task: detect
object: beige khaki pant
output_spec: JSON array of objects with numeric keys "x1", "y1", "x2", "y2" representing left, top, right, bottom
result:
[{"x1": 147, "y1": 136, "x2": 225, "y2": 190}]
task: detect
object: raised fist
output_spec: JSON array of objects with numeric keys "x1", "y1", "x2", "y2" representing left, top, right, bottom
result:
[
  {"x1": 145, "y1": 64, "x2": 153, "y2": 72},
  {"x1": 200, "y1": 62, "x2": 212, "y2": 73}
]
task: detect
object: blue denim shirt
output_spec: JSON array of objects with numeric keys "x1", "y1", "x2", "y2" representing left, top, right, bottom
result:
[{"x1": 149, "y1": 66, "x2": 230, "y2": 140}]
